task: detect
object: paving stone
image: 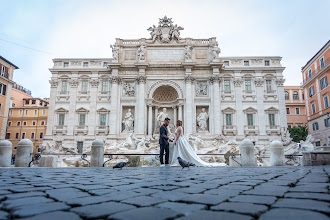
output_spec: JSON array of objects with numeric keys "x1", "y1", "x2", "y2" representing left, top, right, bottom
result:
[
  {"x1": 176, "y1": 210, "x2": 253, "y2": 220},
  {"x1": 88, "y1": 188, "x2": 119, "y2": 196},
  {"x1": 46, "y1": 188, "x2": 90, "y2": 202},
  {"x1": 149, "y1": 185, "x2": 180, "y2": 191},
  {"x1": 10, "y1": 187, "x2": 53, "y2": 193},
  {"x1": 150, "y1": 191, "x2": 188, "y2": 201},
  {"x1": 71, "y1": 201, "x2": 136, "y2": 218},
  {"x1": 242, "y1": 188, "x2": 287, "y2": 197},
  {"x1": 4, "y1": 191, "x2": 46, "y2": 200},
  {"x1": 0, "y1": 190, "x2": 11, "y2": 195},
  {"x1": 74, "y1": 184, "x2": 110, "y2": 191},
  {"x1": 203, "y1": 188, "x2": 241, "y2": 196},
  {"x1": 156, "y1": 202, "x2": 206, "y2": 213},
  {"x1": 284, "y1": 192, "x2": 330, "y2": 201},
  {"x1": 259, "y1": 208, "x2": 329, "y2": 220},
  {"x1": 108, "y1": 207, "x2": 182, "y2": 220},
  {"x1": 176, "y1": 193, "x2": 229, "y2": 205},
  {"x1": 4, "y1": 196, "x2": 54, "y2": 209},
  {"x1": 220, "y1": 184, "x2": 252, "y2": 190},
  {"x1": 19, "y1": 211, "x2": 82, "y2": 220},
  {"x1": 288, "y1": 186, "x2": 328, "y2": 193},
  {"x1": 65, "y1": 195, "x2": 113, "y2": 206},
  {"x1": 103, "y1": 191, "x2": 142, "y2": 201},
  {"x1": 121, "y1": 195, "x2": 168, "y2": 207},
  {"x1": 211, "y1": 202, "x2": 268, "y2": 216},
  {"x1": 12, "y1": 202, "x2": 70, "y2": 218},
  {"x1": 132, "y1": 188, "x2": 161, "y2": 195},
  {"x1": 171, "y1": 187, "x2": 207, "y2": 194},
  {"x1": 229, "y1": 195, "x2": 277, "y2": 205},
  {"x1": 0, "y1": 210, "x2": 9, "y2": 219},
  {"x1": 273, "y1": 198, "x2": 330, "y2": 213}
]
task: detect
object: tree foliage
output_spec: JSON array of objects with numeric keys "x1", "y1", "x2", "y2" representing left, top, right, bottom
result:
[{"x1": 288, "y1": 125, "x2": 308, "y2": 143}]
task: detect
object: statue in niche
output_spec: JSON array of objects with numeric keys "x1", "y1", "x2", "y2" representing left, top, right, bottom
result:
[
  {"x1": 184, "y1": 45, "x2": 192, "y2": 60},
  {"x1": 123, "y1": 83, "x2": 135, "y2": 96},
  {"x1": 212, "y1": 45, "x2": 220, "y2": 60},
  {"x1": 197, "y1": 108, "x2": 209, "y2": 132},
  {"x1": 157, "y1": 108, "x2": 169, "y2": 127},
  {"x1": 110, "y1": 44, "x2": 119, "y2": 61},
  {"x1": 196, "y1": 82, "x2": 207, "y2": 96},
  {"x1": 122, "y1": 109, "x2": 134, "y2": 132},
  {"x1": 154, "y1": 108, "x2": 174, "y2": 137},
  {"x1": 137, "y1": 45, "x2": 146, "y2": 61}
]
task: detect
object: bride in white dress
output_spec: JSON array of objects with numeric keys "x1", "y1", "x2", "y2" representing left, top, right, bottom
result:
[{"x1": 171, "y1": 120, "x2": 226, "y2": 167}]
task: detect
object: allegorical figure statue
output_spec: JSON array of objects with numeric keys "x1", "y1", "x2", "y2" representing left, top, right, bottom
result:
[
  {"x1": 123, "y1": 109, "x2": 134, "y2": 132},
  {"x1": 212, "y1": 46, "x2": 220, "y2": 60},
  {"x1": 110, "y1": 44, "x2": 119, "y2": 61},
  {"x1": 137, "y1": 45, "x2": 146, "y2": 61},
  {"x1": 147, "y1": 25, "x2": 160, "y2": 42},
  {"x1": 197, "y1": 108, "x2": 209, "y2": 131}
]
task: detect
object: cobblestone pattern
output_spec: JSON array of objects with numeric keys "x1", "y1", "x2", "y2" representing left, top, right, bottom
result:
[{"x1": 0, "y1": 166, "x2": 329, "y2": 219}]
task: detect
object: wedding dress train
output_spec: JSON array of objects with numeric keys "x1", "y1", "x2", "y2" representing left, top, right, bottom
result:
[{"x1": 170, "y1": 127, "x2": 227, "y2": 167}]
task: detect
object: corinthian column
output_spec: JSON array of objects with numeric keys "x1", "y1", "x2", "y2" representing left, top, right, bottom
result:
[
  {"x1": 148, "y1": 104, "x2": 153, "y2": 136},
  {"x1": 109, "y1": 76, "x2": 121, "y2": 136},
  {"x1": 184, "y1": 76, "x2": 194, "y2": 134},
  {"x1": 210, "y1": 76, "x2": 221, "y2": 135},
  {"x1": 136, "y1": 75, "x2": 147, "y2": 135}
]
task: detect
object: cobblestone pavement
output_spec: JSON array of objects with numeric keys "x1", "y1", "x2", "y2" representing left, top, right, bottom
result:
[{"x1": 0, "y1": 166, "x2": 329, "y2": 220}]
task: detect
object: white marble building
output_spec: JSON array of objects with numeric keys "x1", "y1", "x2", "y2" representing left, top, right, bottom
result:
[{"x1": 43, "y1": 16, "x2": 287, "y2": 152}]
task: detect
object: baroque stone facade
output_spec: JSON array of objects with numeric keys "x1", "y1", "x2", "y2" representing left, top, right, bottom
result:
[{"x1": 43, "y1": 16, "x2": 287, "y2": 151}]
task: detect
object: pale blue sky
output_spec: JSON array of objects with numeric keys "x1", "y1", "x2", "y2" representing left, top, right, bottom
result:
[{"x1": 1, "y1": 0, "x2": 329, "y2": 98}]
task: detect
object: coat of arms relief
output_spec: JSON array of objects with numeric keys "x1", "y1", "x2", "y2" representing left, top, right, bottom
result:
[{"x1": 147, "y1": 16, "x2": 184, "y2": 43}]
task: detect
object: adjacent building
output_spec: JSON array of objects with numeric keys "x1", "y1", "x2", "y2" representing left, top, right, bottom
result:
[
  {"x1": 284, "y1": 86, "x2": 308, "y2": 128},
  {"x1": 301, "y1": 40, "x2": 330, "y2": 147},
  {"x1": 0, "y1": 56, "x2": 19, "y2": 139},
  {"x1": 11, "y1": 82, "x2": 32, "y2": 107},
  {"x1": 6, "y1": 98, "x2": 49, "y2": 154},
  {"x1": 43, "y1": 16, "x2": 286, "y2": 153}
]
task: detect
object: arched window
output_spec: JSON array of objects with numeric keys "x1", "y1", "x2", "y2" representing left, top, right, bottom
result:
[
  {"x1": 293, "y1": 91, "x2": 299, "y2": 100},
  {"x1": 285, "y1": 91, "x2": 289, "y2": 100}
]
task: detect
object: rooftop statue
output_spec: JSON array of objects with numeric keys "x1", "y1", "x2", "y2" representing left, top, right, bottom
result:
[{"x1": 147, "y1": 16, "x2": 184, "y2": 43}]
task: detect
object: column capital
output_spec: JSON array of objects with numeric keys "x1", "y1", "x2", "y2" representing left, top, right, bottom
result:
[
  {"x1": 90, "y1": 79, "x2": 99, "y2": 87},
  {"x1": 49, "y1": 79, "x2": 59, "y2": 87},
  {"x1": 275, "y1": 78, "x2": 285, "y2": 86},
  {"x1": 184, "y1": 75, "x2": 195, "y2": 83},
  {"x1": 69, "y1": 79, "x2": 79, "y2": 88},
  {"x1": 135, "y1": 76, "x2": 147, "y2": 84},
  {"x1": 111, "y1": 76, "x2": 122, "y2": 84},
  {"x1": 233, "y1": 78, "x2": 243, "y2": 87},
  {"x1": 209, "y1": 76, "x2": 221, "y2": 84},
  {"x1": 254, "y1": 78, "x2": 265, "y2": 87}
]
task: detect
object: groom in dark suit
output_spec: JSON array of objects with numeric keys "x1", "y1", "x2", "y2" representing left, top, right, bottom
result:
[{"x1": 159, "y1": 117, "x2": 171, "y2": 166}]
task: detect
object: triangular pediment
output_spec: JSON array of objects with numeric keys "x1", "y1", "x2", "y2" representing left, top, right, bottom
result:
[
  {"x1": 243, "y1": 107, "x2": 257, "y2": 113},
  {"x1": 76, "y1": 107, "x2": 89, "y2": 113},
  {"x1": 265, "y1": 107, "x2": 279, "y2": 112},
  {"x1": 222, "y1": 107, "x2": 236, "y2": 113},
  {"x1": 55, "y1": 107, "x2": 68, "y2": 113},
  {"x1": 97, "y1": 107, "x2": 110, "y2": 113}
]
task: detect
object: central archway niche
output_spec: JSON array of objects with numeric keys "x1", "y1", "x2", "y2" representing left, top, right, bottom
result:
[
  {"x1": 152, "y1": 85, "x2": 179, "y2": 103},
  {"x1": 152, "y1": 85, "x2": 179, "y2": 134}
]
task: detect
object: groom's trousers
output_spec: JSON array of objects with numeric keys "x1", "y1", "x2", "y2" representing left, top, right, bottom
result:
[{"x1": 159, "y1": 144, "x2": 169, "y2": 164}]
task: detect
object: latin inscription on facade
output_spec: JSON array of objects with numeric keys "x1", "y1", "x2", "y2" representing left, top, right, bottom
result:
[
  {"x1": 147, "y1": 49, "x2": 184, "y2": 61},
  {"x1": 195, "y1": 49, "x2": 207, "y2": 59},
  {"x1": 125, "y1": 50, "x2": 136, "y2": 60}
]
